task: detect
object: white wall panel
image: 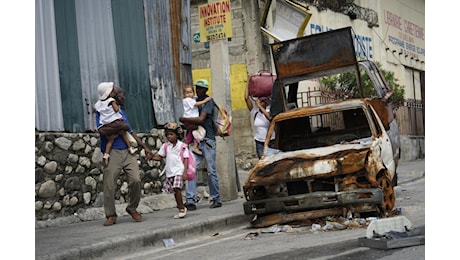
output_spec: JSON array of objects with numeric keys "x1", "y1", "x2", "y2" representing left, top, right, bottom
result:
[
  {"x1": 35, "y1": 0, "x2": 64, "y2": 131},
  {"x1": 75, "y1": 0, "x2": 119, "y2": 130}
]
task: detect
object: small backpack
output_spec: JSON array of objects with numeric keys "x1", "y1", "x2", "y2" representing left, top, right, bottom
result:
[
  {"x1": 163, "y1": 141, "x2": 196, "y2": 181},
  {"x1": 213, "y1": 103, "x2": 232, "y2": 138}
]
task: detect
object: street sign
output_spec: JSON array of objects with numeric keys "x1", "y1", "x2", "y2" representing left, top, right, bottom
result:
[
  {"x1": 198, "y1": 0, "x2": 233, "y2": 42},
  {"x1": 193, "y1": 33, "x2": 201, "y2": 43}
]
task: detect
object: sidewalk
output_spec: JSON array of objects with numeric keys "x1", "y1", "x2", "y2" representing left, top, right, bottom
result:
[{"x1": 35, "y1": 159, "x2": 425, "y2": 260}]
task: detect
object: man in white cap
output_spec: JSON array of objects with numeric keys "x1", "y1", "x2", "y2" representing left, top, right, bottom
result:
[{"x1": 180, "y1": 79, "x2": 222, "y2": 209}]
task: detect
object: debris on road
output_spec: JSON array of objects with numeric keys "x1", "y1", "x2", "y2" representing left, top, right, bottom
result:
[
  {"x1": 358, "y1": 216, "x2": 425, "y2": 250},
  {"x1": 244, "y1": 232, "x2": 260, "y2": 240},
  {"x1": 162, "y1": 238, "x2": 176, "y2": 248}
]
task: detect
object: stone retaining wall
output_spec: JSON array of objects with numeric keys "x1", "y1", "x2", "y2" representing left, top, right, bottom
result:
[{"x1": 35, "y1": 130, "x2": 169, "y2": 221}]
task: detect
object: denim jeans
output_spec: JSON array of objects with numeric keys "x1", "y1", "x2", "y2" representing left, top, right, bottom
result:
[{"x1": 186, "y1": 139, "x2": 221, "y2": 204}]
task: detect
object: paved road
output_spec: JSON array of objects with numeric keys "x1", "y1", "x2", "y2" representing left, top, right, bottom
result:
[
  {"x1": 33, "y1": 159, "x2": 425, "y2": 260},
  {"x1": 116, "y1": 160, "x2": 426, "y2": 260}
]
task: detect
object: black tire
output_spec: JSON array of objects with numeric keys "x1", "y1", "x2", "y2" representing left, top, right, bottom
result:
[{"x1": 392, "y1": 172, "x2": 398, "y2": 186}]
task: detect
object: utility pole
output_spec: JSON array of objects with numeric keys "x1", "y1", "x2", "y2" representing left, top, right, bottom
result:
[
  {"x1": 207, "y1": 0, "x2": 237, "y2": 201},
  {"x1": 210, "y1": 38, "x2": 237, "y2": 201}
]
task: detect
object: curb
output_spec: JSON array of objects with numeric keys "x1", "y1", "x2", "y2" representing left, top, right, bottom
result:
[{"x1": 38, "y1": 207, "x2": 249, "y2": 260}]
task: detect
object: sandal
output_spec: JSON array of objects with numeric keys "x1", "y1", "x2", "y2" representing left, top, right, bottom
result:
[
  {"x1": 173, "y1": 207, "x2": 187, "y2": 219},
  {"x1": 192, "y1": 147, "x2": 202, "y2": 155}
]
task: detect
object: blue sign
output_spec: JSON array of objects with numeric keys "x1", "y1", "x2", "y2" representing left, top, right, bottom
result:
[{"x1": 193, "y1": 33, "x2": 200, "y2": 43}]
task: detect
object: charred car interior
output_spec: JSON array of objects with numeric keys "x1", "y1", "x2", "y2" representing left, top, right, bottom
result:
[
  {"x1": 276, "y1": 106, "x2": 372, "y2": 151},
  {"x1": 242, "y1": 27, "x2": 400, "y2": 228}
]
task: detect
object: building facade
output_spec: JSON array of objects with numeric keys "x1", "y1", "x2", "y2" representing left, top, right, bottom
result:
[{"x1": 189, "y1": 0, "x2": 424, "y2": 159}]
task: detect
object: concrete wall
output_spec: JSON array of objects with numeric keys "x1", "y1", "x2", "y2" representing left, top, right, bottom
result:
[
  {"x1": 190, "y1": 0, "x2": 270, "y2": 159},
  {"x1": 399, "y1": 135, "x2": 425, "y2": 161}
]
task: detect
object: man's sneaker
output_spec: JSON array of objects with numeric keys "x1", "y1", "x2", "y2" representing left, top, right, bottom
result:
[
  {"x1": 209, "y1": 200, "x2": 222, "y2": 208},
  {"x1": 103, "y1": 216, "x2": 117, "y2": 226},
  {"x1": 184, "y1": 203, "x2": 197, "y2": 211},
  {"x1": 126, "y1": 208, "x2": 142, "y2": 222}
]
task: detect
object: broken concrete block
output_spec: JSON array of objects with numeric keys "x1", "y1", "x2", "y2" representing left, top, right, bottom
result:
[{"x1": 366, "y1": 216, "x2": 412, "y2": 239}]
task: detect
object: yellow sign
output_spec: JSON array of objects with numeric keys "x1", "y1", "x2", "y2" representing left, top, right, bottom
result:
[{"x1": 198, "y1": 0, "x2": 232, "y2": 42}]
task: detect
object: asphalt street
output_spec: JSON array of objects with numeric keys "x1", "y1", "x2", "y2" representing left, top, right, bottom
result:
[{"x1": 35, "y1": 159, "x2": 425, "y2": 260}]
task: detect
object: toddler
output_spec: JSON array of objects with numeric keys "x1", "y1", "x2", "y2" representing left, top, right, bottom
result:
[{"x1": 182, "y1": 84, "x2": 210, "y2": 155}]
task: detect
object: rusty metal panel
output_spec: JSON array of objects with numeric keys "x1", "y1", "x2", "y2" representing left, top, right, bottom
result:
[
  {"x1": 147, "y1": 0, "x2": 192, "y2": 125},
  {"x1": 171, "y1": 0, "x2": 192, "y2": 79},
  {"x1": 179, "y1": 0, "x2": 193, "y2": 85},
  {"x1": 170, "y1": 0, "x2": 182, "y2": 88},
  {"x1": 172, "y1": 0, "x2": 193, "y2": 113},
  {"x1": 144, "y1": 0, "x2": 183, "y2": 126},
  {"x1": 271, "y1": 27, "x2": 357, "y2": 82},
  {"x1": 179, "y1": 0, "x2": 192, "y2": 65},
  {"x1": 35, "y1": 0, "x2": 64, "y2": 131},
  {"x1": 74, "y1": 0, "x2": 119, "y2": 131}
]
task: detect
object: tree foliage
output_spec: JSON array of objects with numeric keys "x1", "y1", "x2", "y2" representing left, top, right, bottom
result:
[{"x1": 321, "y1": 62, "x2": 405, "y2": 108}]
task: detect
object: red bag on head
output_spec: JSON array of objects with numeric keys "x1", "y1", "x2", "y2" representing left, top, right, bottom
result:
[{"x1": 248, "y1": 70, "x2": 277, "y2": 97}]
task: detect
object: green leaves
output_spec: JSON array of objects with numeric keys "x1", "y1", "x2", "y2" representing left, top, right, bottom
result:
[{"x1": 321, "y1": 62, "x2": 405, "y2": 108}]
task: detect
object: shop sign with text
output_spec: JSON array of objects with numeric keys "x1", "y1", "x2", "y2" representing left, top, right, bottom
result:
[{"x1": 198, "y1": 0, "x2": 232, "y2": 42}]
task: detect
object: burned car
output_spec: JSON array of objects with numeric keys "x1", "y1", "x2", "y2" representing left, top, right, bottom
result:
[{"x1": 242, "y1": 27, "x2": 400, "y2": 227}]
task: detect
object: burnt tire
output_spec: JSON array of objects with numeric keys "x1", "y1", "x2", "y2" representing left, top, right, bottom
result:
[
  {"x1": 378, "y1": 176, "x2": 395, "y2": 215},
  {"x1": 392, "y1": 172, "x2": 398, "y2": 187}
]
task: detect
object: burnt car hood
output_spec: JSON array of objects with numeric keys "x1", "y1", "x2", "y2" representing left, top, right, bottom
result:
[{"x1": 244, "y1": 138, "x2": 376, "y2": 188}]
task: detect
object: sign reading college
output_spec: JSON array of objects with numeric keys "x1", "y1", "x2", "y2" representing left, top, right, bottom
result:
[{"x1": 199, "y1": 0, "x2": 232, "y2": 42}]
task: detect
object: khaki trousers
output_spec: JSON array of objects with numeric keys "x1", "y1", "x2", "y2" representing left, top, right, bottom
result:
[{"x1": 103, "y1": 149, "x2": 141, "y2": 217}]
